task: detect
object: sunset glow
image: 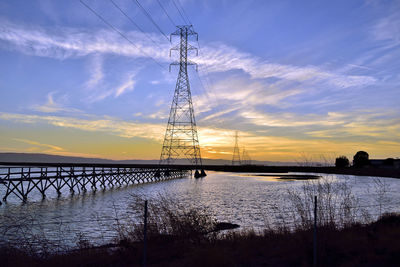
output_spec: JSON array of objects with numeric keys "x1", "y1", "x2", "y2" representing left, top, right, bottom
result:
[{"x1": 0, "y1": 0, "x2": 399, "y2": 162}]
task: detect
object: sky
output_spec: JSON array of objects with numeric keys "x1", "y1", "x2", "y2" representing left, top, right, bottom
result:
[{"x1": 0, "y1": 0, "x2": 399, "y2": 162}]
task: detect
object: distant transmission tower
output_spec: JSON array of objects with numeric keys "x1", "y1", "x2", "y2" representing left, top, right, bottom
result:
[
  {"x1": 242, "y1": 147, "x2": 252, "y2": 165},
  {"x1": 232, "y1": 131, "x2": 241, "y2": 165},
  {"x1": 160, "y1": 25, "x2": 204, "y2": 171}
]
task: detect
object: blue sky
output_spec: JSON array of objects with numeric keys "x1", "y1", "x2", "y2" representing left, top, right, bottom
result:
[{"x1": 0, "y1": 0, "x2": 399, "y2": 161}]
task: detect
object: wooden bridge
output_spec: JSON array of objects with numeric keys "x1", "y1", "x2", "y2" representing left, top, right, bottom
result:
[{"x1": 0, "y1": 163, "x2": 192, "y2": 203}]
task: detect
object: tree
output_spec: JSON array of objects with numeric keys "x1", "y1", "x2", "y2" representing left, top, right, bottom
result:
[
  {"x1": 353, "y1": 151, "x2": 369, "y2": 167},
  {"x1": 335, "y1": 156, "x2": 350, "y2": 167}
]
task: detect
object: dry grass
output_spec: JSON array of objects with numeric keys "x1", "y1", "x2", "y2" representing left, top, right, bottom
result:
[
  {"x1": 285, "y1": 176, "x2": 361, "y2": 230},
  {"x1": 121, "y1": 193, "x2": 218, "y2": 244},
  {"x1": 3, "y1": 213, "x2": 399, "y2": 266}
]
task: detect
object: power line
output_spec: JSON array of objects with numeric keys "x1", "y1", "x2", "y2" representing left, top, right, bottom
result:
[
  {"x1": 171, "y1": 0, "x2": 189, "y2": 25},
  {"x1": 156, "y1": 0, "x2": 176, "y2": 27},
  {"x1": 186, "y1": 18, "x2": 241, "y2": 148},
  {"x1": 159, "y1": 25, "x2": 203, "y2": 167},
  {"x1": 79, "y1": 0, "x2": 167, "y2": 71},
  {"x1": 175, "y1": 0, "x2": 192, "y2": 25},
  {"x1": 156, "y1": 0, "x2": 230, "y2": 140},
  {"x1": 194, "y1": 42, "x2": 237, "y2": 145},
  {"x1": 165, "y1": 8, "x2": 224, "y2": 131},
  {"x1": 109, "y1": 0, "x2": 164, "y2": 50},
  {"x1": 163, "y1": 7, "x2": 224, "y2": 133},
  {"x1": 132, "y1": 0, "x2": 170, "y2": 42},
  {"x1": 196, "y1": 41, "x2": 217, "y2": 98},
  {"x1": 182, "y1": 40, "x2": 237, "y2": 155}
]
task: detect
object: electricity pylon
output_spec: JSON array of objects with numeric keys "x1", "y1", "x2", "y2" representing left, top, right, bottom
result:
[
  {"x1": 232, "y1": 131, "x2": 241, "y2": 165},
  {"x1": 242, "y1": 147, "x2": 252, "y2": 165},
  {"x1": 159, "y1": 25, "x2": 203, "y2": 168}
]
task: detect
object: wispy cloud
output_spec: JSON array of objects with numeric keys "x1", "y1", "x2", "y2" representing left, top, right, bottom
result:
[
  {"x1": 85, "y1": 53, "x2": 104, "y2": 89},
  {"x1": 239, "y1": 108, "x2": 400, "y2": 137},
  {"x1": 144, "y1": 110, "x2": 169, "y2": 120},
  {"x1": 0, "y1": 19, "x2": 376, "y2": 90},
  {"x1": 240, "y1": 110, "x2": 347, "y2": 128},
  {"x1": 197, "y1": 127, "x2": 400, "y2": 161},
  {"x1": 371, "y1": 8, "x2": 400, "y2": 45},
  {"x1": 13, "y1": 138, "x2": 64, "y2": 151},
  {"x1": 1, "y1": 111, "x2": 399, "y2": 161},
  {"x1": 193, "y1": 76, "x2": 304, "y2": 124},
  {"x1": 85, "y1": 68, "x2": 140, "y2": 102},
  {"x1": 218, "y1": 77, "x2": 302, "y2": 106},
  {"x1": 200, "y1": 107, "x2": 240, "y2": 122},
  {"x1": 33, "y1": 91, "x2": 80, "y2": 113},
  {"x1": 0, "y1": 18, "x2": 169, "y2": 59},
  {"x1": 197, "y1": 43, "x2": 376, "y2": 88},
  {"x1": 0, "y1": 112, "x2": 165, "y2": 141},
  {"x1": 115, "y1": 72, "x2": 136, "y2": 97}
]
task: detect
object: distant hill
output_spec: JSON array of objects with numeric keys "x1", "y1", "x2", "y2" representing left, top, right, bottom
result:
[{"x1": 0, "y1": 152, "x2": 301, "y2": 166}]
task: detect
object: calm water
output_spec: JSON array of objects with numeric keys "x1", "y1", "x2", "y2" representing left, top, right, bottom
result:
[{"x1": 1, "y1": 171, "x2": 399, "y2": 248}]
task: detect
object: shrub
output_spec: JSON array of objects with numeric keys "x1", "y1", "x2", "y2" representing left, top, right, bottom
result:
[
  {"x1": 286, "y1": 176, "x2": 360, "y2": 229},
  {"x1": 335, "y1": 156, "x2": 350, "y2": 167},
  {"x1": 126, "y1": 193, "x2": 217, "y2": 244}
]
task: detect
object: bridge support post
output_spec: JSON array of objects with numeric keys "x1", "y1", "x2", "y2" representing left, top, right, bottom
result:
[
  {"x1": 313, "y1": 195, "x2": 318, "y2": 267},
  {"x1": 143, "y1": 200, "x2": 148, "y2": 267},
  {"x1": 0, "y1": 165, "x2": 187, "y2": 202}
]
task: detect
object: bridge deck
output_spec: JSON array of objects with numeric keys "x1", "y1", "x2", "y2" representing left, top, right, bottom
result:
[{"x1": 0, "y1": 164, "x2": 190, "y2": 203}]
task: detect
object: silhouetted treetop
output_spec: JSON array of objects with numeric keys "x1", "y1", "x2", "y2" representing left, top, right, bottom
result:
[
  {"x1": 353, "y1": 151, "x2": 369, "y2": 167},
  {"x1": 335, "y1": 156, "x2": 350, "y2": 167}
]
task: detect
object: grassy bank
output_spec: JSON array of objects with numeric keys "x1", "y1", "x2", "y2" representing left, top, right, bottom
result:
[{"x1": 1, "y1": 213, "x2": 399, "y2": 266}]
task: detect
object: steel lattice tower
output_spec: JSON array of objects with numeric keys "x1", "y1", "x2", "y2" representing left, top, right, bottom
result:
[
  {"x1": 241, "y1": 147, "x2": 252, "y2": 165},
  {"x1": 232, "y1": 131, "x2": 241, "y2": 165},
  {"x1": 159, "y1": 25, "x2": 203, "y2": 167}
]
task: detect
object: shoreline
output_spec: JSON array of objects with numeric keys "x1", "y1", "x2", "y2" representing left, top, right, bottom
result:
[
  {"x1": 203, "y1": 165, "x2": 400, "y2": 179},
  {"x1": 1, "y1": 161, "x2": 399, "y2": 179},
  {"x1": 2, "y1": 213, "x2": 399, "y2": 266}
]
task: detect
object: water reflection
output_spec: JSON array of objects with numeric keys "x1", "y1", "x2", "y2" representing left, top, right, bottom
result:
[{"x1": 1, "y1": 171, "x2": 399, "y2": 248}]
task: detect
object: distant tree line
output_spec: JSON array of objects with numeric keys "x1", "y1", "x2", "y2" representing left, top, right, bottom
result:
[
  {"x1": 334, "y1": 151, "x2": 369, "y2": 168},
  {"x1": 335, "y1": 151, "x2": 397, "y2": 168}
]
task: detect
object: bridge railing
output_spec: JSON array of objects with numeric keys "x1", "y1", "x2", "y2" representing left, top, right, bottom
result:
[{"x1": 0, "y1": 164, "x2": 189, "y2": 203}]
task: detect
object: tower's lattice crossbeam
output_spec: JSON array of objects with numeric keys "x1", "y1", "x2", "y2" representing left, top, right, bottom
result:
[
  {"x1": 0, "y1": 165, "x2": 188, "y2": 203},
  {"x1": 160, "y1": 25, "x2": 203, "y2": 168}
]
